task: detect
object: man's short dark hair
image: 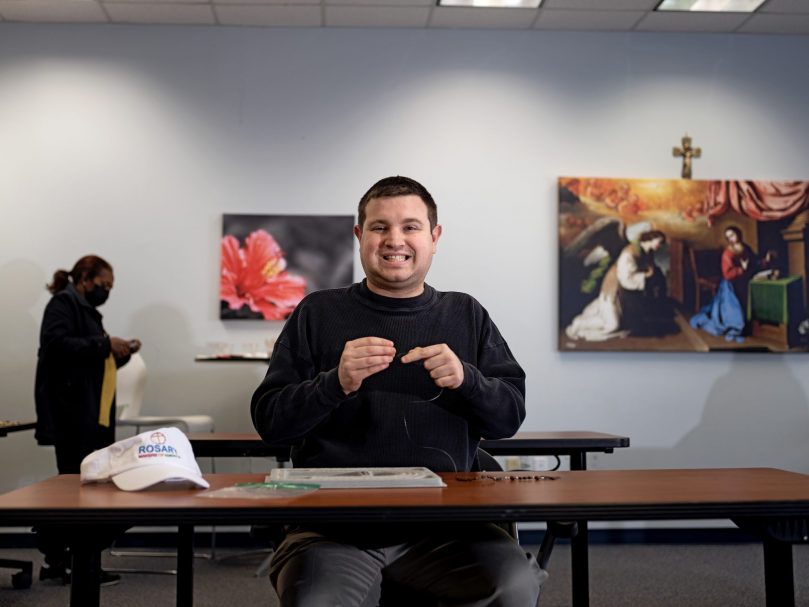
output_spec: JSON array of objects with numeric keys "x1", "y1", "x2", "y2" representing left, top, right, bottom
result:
[{"x1": 358, "y1": 176, "x2": 438, "y2": 230}]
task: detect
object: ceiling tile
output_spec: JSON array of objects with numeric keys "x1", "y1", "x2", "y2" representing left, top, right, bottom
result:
[
  {"x1": 105, "y1": 2, "x2": 215, "y2": 24},
  {"x1": 760, "y1": 0, "x2": 809, "y2": 13},
  {"x1": 325, "y1": 5, "x2": 430, "y2": 27},
  {"x1": 430, "y1": 6, "x2": 537, "y2": 28},
  {"x1": 215, "y1": 4, "x2": 321, "y2": 26},
  {"x1": 0, "y1": 0, "x2": 107, "y2": 22},
  {"x1": 0, "y1": 0, "x2": 806, "y2": 33},
  {"x1": 634, "y1": 11, "x2": 750, "y2": 32},
  {"x1": 738, "y1": 13, "x2": 809, "y2": 34},
  {"x1": 104, "y1": 0, "x2": 211, "y2": 4},
  {"x1": 215, "y1": 0, "x2": 317, "y2": 4},
  {"x1": 535, "y1": 9, "x2": 644, "y2": 30},
  {"x1": 542, "y1": 0, "x2": 657, "y2": 9},
  {"x1": 326, "y1": 0, "x2": 432, "y2": 5}
]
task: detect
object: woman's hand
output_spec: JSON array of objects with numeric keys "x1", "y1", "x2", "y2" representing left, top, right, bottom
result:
[{"x1": 110, "y1": 337, "x2": 132, "y2": 358}]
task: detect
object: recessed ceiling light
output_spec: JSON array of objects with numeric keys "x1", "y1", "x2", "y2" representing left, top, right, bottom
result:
[
  {"x1": 438, "y1": 0, "x2": 542, "y2": 8},
  {"x1": 656, "y1": 0, "x2": 765, "y2": 12}
]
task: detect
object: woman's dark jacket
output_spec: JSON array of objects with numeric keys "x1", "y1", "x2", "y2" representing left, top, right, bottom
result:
[{"x1": 34, "y1": 284, "x2": 128, "y2": 452}]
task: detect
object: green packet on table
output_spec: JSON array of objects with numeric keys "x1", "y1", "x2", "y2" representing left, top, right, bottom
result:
[{"x1": 197, "y1": 482, "x2": 320, "y2": 499}]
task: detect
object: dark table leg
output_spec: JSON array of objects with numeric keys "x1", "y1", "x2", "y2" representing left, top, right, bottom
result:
[
  {"x1": 569, "y1": 451, "x2": 589, "y2": 607},
  {"x1": 70, "y1": 545, "x2": 101, "y2": 607},
  {"x1": 763, "y1": 538, "x2": 794, "y2": 607},
  {"x1": 177, "y1": 524, "x2": 194, "y2": 607}
]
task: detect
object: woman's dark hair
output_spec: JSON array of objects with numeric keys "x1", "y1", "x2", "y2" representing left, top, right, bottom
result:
[
  {"x1": 358, "y1": 176, "x2": 438, "y2": 230},
  {"x1": 724, "y1": 225, "x2": 743, "y2": 241},
  {"x1": 47, "y1": 255, "x2": 112, "y2": 294}
]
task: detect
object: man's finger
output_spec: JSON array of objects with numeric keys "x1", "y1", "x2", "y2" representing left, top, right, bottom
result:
[
  {"x1": 350, "y1": 337, "x2": 394, "y2": 348},
  {"x1": 400, "y1": 345, "x2": 442, "y2": 363},
  {"x1": 347, "y1": 354, "x2": 395, "y2": 370},
  {"x1": 352, "y1": 345, "x2": 396, "y2": 359},
  {"x1": 362, "y1": 362, "x2": 391, "y2": 377}
]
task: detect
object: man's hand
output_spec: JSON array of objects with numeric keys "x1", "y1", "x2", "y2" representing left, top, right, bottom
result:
[
  {"x1": 338, "y1": 337, "x2": 396, "y2": 395},
  {"x1": 401, "y1": 344, "x2": 464, "y2": 390}
]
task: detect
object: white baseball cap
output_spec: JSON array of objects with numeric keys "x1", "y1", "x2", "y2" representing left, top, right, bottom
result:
[{"x1": 80, "y1": 427, "x2": 210, "y2": 491}]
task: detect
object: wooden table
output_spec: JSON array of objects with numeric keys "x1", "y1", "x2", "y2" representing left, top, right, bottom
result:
[
  {"x1": 194, "y1": 354, "x2": 270, "y2": 363},
  {"x1": 188, "y1": 430, "x2": 629, "y2": 467},
  {"x1": 0, "y1": 420, "x2": 36, "y2": 437},
  {"x1": 1, "y1": 468, "x2": 807, "y2": 607},
  {"x1": 0, "y1": 419, "x2": 37, "y2": 588},
  {"x1": 748, "y1": 276, "x2": 803, "y2": 347},
  {"x1": 187, "y1": 430, "x2": 629, "y2": 607}
]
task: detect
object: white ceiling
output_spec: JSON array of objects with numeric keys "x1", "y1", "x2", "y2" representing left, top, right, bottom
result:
[{"x1": 0, "y1": 0, "x2": 807, "y2": 35}]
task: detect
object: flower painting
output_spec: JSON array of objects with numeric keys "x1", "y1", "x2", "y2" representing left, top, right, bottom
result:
[
  {"x1": 220, "y1": 214, "x2": 354, "y2": 320},
  {"x1": 559, "y1": 178, "x2": 809, "y2": 353}
]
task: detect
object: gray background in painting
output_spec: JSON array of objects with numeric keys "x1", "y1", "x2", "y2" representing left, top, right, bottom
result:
[{"x1": 223, "y1": 214, "x2": 354, "y2": 293}]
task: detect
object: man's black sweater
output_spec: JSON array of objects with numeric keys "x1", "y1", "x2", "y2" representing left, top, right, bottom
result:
[{"x1": 251, "y1": 281, "x2": 525, "y2": 472}]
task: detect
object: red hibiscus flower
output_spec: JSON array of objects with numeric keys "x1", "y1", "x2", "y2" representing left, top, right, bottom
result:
[{"x1": 220, "y1": 229, "x2": 306, "y2": 320}]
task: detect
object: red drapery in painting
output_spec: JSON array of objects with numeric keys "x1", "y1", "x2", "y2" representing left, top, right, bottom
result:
[{"x1": 705, "y1": 181, "x2": 809, "y2": 222}]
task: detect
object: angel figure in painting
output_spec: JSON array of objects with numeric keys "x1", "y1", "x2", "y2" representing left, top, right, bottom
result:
[
  {"x1": 566, "y1": 229, "x2": 674, "y2": 341},
  {"x1": 690, "y1": 226, "x2": 778, "y2": 342}
]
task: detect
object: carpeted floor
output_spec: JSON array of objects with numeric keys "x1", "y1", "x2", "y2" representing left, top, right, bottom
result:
[{"x1": 1, "y1": 543, "x2": 808, "y2": 606}]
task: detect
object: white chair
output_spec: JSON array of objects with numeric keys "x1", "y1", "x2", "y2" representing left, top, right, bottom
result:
[
  {"x1": 111, "y1": 352, "x2": 218, "y2": 566},
  {"x1": 117, "y1": 353, "x2": 215, "y2": 435}
]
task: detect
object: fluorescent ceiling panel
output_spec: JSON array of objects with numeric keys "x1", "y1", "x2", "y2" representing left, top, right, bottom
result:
[
  {"x1": 656, "y1": 0, "x2": 765, "y2": 11},
  {"x1": 438, "y1": 0, "x2": 541, "y2": 7}
]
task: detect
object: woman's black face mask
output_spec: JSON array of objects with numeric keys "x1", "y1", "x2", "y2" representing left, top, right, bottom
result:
[{"x1": 85, "y1": 284, "x2": 110, "y2": 307}]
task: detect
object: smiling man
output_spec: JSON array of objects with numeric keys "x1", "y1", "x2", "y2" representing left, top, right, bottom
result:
[
  {"x1": 355, "y1": 189, "x2": 440, "y2": 298},
  {"x1": 251, "y1": 176, "x2": 544, "y2": 606}
]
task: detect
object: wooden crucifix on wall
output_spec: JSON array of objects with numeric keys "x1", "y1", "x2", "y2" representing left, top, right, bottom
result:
[{"x1": 673, "y1": 134, "x2": 701, "y2": 179}]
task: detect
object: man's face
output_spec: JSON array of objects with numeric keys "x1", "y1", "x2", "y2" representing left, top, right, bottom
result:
[{"x1": 354, "y1": 194, "x2": 442, "y2": 298}]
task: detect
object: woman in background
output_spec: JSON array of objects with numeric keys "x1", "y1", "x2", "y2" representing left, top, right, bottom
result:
[{"x1": 34, "y1": 254, "x2": 141, "y2": 585}]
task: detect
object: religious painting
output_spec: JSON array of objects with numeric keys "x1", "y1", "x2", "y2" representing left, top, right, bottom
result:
[
  {"x1": 220, "y1": 214, "x2": 354, "y2": 320},
  {"x1": 559, "y1": 178, "x2": 809, "y2": 352}
]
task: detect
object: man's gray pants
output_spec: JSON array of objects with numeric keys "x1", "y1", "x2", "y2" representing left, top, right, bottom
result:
[{"x1": 270, "y1": 523, "x2": 546, "y2": 607}]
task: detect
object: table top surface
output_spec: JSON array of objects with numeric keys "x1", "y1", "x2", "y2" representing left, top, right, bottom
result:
[
  {"x1": 188, "y1": 430, "x2": 627, "y2": 442},
  {"x1": 187, "y1": 431, "x2": 630, "y2": 452},
  {"x1": 751, "y1": 275, "x2": 800, "y2": 286},
  {"x1": 2, "y1": 468, "x2": 808, "y2": 525},
  {"x1": 0, "y1": 419, "x2": 36, "y2": 436},
  {"x1": 194, "y1": 354, "x2": 270, "y2": 362}
]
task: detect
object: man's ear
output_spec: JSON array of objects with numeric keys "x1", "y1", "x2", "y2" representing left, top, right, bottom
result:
[
  {"x1": 353, "y1": 224, "x2": 362, "y2": 242},
  {"x1": 431, "y1": 224, "x2": 442, "y2": 252}
]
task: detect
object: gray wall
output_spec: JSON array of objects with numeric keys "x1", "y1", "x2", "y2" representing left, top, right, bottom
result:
[{"x1": 2, "y1": 24, "x2": 809, "y2": 496}]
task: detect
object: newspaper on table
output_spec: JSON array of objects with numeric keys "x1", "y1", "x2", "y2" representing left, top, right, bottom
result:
[{"x1": 266, "y1": 466, "x2": 446, "y2": 489}]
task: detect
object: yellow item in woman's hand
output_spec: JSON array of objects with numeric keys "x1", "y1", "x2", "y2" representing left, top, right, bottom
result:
[{"x1": 98, "y1": 353, "x2": 117, "y2": 427}]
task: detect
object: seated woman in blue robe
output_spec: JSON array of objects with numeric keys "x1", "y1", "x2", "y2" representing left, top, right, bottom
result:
[
  {"x1": 690, "y1": 279, "x2": 745, "y2": 342},
  {"x1": 690, "y1": 226, "x2": 773, "y2": 342}
]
